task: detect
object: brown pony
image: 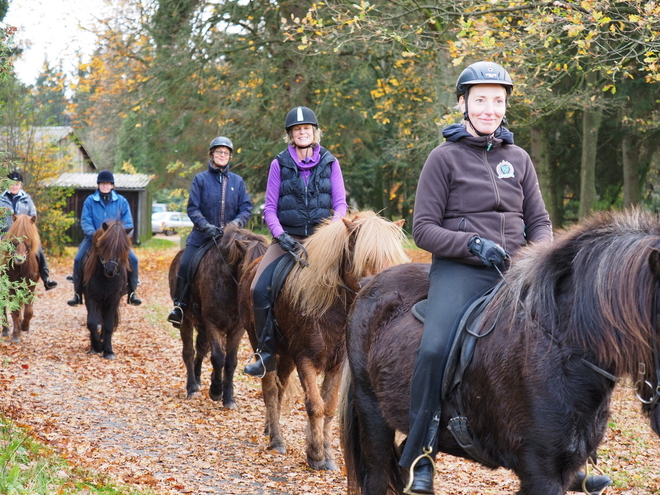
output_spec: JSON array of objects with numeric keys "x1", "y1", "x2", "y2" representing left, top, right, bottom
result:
[
  {"x1": 238, "y1": 210, "x2": 409, "y2": 470},
  {"x1": 1, "y1": 214, "x2": 40, "y2": 343},
  {"x1": 341, "y1": 209, "x2": 660, "y2": 494},
  {"x1": 82, "y1": 221, "x2": 132, "y2": 359},
  {"x1": 168, "y1": 225, "x2": 268, "y2": 407}
]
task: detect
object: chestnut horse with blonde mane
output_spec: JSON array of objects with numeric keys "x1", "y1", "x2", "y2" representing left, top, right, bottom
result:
[
  {"x1": 238, "y1": 210, "x2": 410, "y2": 470},
  {"x1": 1, "y1": 214, "x2": 40, "y2": 343}
]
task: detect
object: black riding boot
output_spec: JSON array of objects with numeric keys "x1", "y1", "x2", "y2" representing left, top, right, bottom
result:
[
  {"x1": 67, "y1": 269, "x2": 82, "y2": 306},
  {"x1": 127, "y1": 270, "x2": 142, "y2": 306},
  {"x1": 568, "y1": 471, "x2": 612, "y2": 495},
  {"x1": 243, "y1": 305, "x2": 277, "y2": 377},
  {"x1": 404, "y1": 458, "x2": 435, "y2": 495},
  {"x1": 167, "y1": 276, "x2": 188, "y2": 328},
  {"x1": 37, "y1": 247, "x2": 57, "y2": 290}
]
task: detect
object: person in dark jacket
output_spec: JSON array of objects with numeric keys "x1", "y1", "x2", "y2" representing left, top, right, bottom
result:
[
  {"x1": 167, "y1": 136, "x2": 253, "y2": 328},
  {"x1": 67, "y1": 170, "x2": 142, "y2": 307},
  {"x1": 401, "y1": 61, "x2": 610, "y2": 495},
  {"x1": 0, "y1": 171, "x2": 57, "y2": 290},
  {"x1": 243, "y1": 106, "x2": 348, "y2": 378}
]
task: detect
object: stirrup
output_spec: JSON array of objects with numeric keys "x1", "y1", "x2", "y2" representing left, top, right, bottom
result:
[
  {"x1": 403, "y1": 446, "x2": 436, "y2": 495},
  {"x1": 167, "y1": 305, "x2": 184, "y2": 327},
  {"x1": 244, "y1": 352, "x2": 267, "y2": 378}
]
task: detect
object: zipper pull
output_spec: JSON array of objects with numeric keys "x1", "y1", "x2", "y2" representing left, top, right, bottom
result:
[{"x1": 487, "y1": 135, "x2": 493, "y2": 152}]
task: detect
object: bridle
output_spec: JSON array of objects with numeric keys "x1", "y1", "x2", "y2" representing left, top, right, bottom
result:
[
  {"x1": 634, "y1": 286, "x2": 660, "y2": 407},
  {"x1": 98, "y1": 255, "x2": 120, "y2": 277}
]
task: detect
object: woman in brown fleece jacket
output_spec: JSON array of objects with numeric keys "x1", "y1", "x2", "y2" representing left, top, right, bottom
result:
[{"x1": 401, "y1": 62, "x2": 611, "y2": 495}]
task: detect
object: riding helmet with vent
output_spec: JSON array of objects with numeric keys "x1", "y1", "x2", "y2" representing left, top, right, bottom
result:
[
  {"x1": 285, "y1": 106, "x2": 318, "y2": 131},
  {"x1": 7, "y1": 171, "x2": 23, "y2": 182},
  {"x1": 209, "y1": 136, "x2": 233, "y2": 153},
  {"x1": 456, "y1": 61, "x2": 513, "y2": 99}
]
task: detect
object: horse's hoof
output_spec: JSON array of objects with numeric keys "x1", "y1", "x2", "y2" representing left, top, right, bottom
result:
[
  {"x1": 223, "y1": 400, "x2": 237, "y2": 410},
  {"x1": 185, "y1": 391, "x2": 200, "y2": 400},
  {"x1": 323, "y1": 459, "x2": 337, "y2": 471},
  {"x1": 268, "y1": 442, "x2": 286, "y2": 455},
  {"x1": 209, "y1": 390, "x2": 222, "y2": 402},
  {"x1": 2, "y1": 329, "x2": 9, "y2": 338},
  {"x1": 10, "y1": 336, "x2": 20, "y2": 344},
  {"x1": 307, "y1": 456, "x2": 331, "y2": 470},
  {"x1": 103, "y1": 353, "x2": 116, "y2": 360}
]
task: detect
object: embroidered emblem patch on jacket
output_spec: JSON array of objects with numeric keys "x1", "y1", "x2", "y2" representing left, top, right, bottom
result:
[{"x1": 496, "y1": 160, "x2": 515, "y2": 179}]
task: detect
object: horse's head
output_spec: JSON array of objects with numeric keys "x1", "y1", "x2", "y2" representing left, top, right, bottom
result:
[
  {"x1": 5, "y1": 215, "x2": 39, "y2": 266},
  {"x1": 90, "y1": 221, "x2": 132, "y2": 278}
]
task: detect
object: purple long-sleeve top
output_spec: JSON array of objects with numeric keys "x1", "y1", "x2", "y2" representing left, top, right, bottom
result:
[{"x1": 264, "y1": 144, "x2": 348, "y2": 238}]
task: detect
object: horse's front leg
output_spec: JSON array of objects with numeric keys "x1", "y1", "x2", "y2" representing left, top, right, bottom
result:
[
  {"x1": 207, "y1": 327, "x2": 226, "y2": 403},
  {"x1": 86, "y1": 306, "x2": 103, "y2": 354},
  {"x1": 10, "y1": 306, "x2": 22, "y2": 343},
  {"x1": 193, "y1": 324, "x2": 208, "y2": 393},
  {"x1": 222, "y1": 323, "x2": 244, "y2": 410},
  {"x1": 297, "y1": 357, "x2": 329, "y2": 470},
  {"x1": 101, "y1": 309, "x2": 118, "y2": 360},
  {"x1": 20, "y1": 301, "x2": 33, "y2": 333},
  {"x1": 180, "y1": 319, "x2": 199, "y2": 398},
  {"x1": 319, "y1": 365, "x2": 343, "y2": 470}
]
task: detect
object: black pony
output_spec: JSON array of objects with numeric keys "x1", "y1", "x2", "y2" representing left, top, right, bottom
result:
[
  {"x1": 82, "y1": 220, "x2": 132, "y2": 360},
  {"x1": 341, "y1": 209, "x2": 660, "y2": 494}
]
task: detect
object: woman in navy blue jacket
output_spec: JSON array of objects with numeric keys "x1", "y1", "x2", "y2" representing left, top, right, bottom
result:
[
  {"x1": 67, "y1": 170, "x2": 141, "y2": 307},
  {"x1": 167, "y1": 136, "x2": 253, "y2": 327}
]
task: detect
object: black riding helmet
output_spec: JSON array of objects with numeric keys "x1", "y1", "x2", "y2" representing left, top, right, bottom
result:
[
  {"x1": 97, "y1": 170, "x2": 115, "y2": 184},
  {"x1": 285, "y1": 106, "x2": 318, "y2": 131},
  {"x1": 209, "y1": 136, "x2": 233, "y2": 156},
  {"x1": 7, "y1": 171, "x2": 23, "y2": 182},
  {"x1": 456, "y1": 61, "x2": 514, "y2": 136}
]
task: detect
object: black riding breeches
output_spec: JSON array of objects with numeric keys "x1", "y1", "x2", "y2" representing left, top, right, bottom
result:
[{"x1": 399, "y1": 257, "x2": 501, "y2": 468}]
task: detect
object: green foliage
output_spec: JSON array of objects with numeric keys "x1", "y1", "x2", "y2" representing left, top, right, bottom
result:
[
  {"x1": 35, "y1": 187, "x2": 75, "y2": 257},
  {"x1": 0, "y1": 414, "x2": 154, "y2": 494}
]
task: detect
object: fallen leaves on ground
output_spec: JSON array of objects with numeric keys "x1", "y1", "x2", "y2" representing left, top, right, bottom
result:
[{"x1": 0, "y1": 244, "x2": 659, "y2": 494}]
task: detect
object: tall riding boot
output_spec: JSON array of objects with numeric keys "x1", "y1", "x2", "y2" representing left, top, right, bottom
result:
[
  {"x1": 127, "y1": 270, "x2": 142, "y2": 306},
  {"x1": 244, "y1": 305, "x2": 277, "y2": 377},
  {"x1": 37, "y1": 248, "x2": 57, "y2": 290},
  {"x1": 167, "y1": 276, "x2": 189, "y2": 328},
  {"x1": 67, "y1": 269, "x2": 83, "y2": 306}
]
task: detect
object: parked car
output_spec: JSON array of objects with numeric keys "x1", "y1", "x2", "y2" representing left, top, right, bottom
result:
[{"x1": 152, "y1": 211, "x2": 193, "y2": 236}]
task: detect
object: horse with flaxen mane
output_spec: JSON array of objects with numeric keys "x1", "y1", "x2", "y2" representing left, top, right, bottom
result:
[
  {"x1": 168, "y1": 225, "x2": 268, "y2": 406},
  {"x1": 238, "y1": 210, "x2": 410, "y2": 470},
  {"x1": 1, "y1": 214, "x2": 40, "y2": 343},
  {"x1": 82, "y1": 220, "x2": 132, "y2": 360},
  {"x1": 341, "y1": 208, "x2": 660, "y2": 495}
]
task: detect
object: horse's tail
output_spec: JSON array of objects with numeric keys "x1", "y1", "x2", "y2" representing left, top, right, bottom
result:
[{"x1": 339, "y1": 361, "x2": 404, "y2": 495}]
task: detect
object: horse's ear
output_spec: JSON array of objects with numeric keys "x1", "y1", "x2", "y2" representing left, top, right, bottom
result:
[
  {"x1": 125, "y1": 228, "x2": 132, "y2": 235},
  {"x1": 342, "y1": 217, "x2": 358, "y2": 232},
  {"x1": 12, "y1": 214, "x2": 16, "y2": 221},
  {"x1": 102, "y1": 222, "x2": 109, "y2": 231},
  {"x1": 650, "y1": 248, "x2": 660, "y2": 279},
  {"x1": 394, "y1": 219, "x2": 405, "y2": 228},
  {"x1": 30, "y1": 215, "x2": 37, "y2": 224}
]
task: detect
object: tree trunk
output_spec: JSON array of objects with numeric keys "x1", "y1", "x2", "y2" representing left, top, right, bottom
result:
[
  {"x1": 622, "y1": 132, "x2": 642, "y2": 207},
  {"x1": 530, "y1": 125, "x2": 562, "y2": 228},
  {"x1": 578, "y1": 101, "x2": 603, "y2": 219}
]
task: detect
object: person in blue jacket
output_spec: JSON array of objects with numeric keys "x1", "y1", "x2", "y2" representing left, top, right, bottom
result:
[
  {"x1": 0, "y1": 171, "x2": 57, "y2": 290},
  {"x1": 167, "y1": 136, "x2": 253, "y2": 328},
  {"x1": 67, "y1": 170, "x2": 142, "y2": 307}
]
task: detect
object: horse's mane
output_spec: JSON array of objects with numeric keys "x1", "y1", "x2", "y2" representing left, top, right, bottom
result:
[
  {"x1": 7, "y1": 214, "x2": 40, "y2": 255},
  {"x1": 284, "y1": 210, "x2": 410, "y2": 318},
  {"x1": 221, "y1": 225, "x2": 269, "y2": 278},
  {"x1": 486, "y1": 208, "x2": 660, "y2": 376},
  {"x1": 83, "y1": 221, "x2": 132, "y2": 283}
]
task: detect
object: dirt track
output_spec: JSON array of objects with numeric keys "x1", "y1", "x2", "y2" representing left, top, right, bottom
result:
[{"x1": 1, "y1": 243, "x2": 660, "y2": 494}]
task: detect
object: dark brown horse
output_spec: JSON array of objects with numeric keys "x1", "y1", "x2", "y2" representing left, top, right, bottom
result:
[
  {"x1": 82, "y1": 221, "x2": 132, "y2": 359},
  {"x1": 1, "y1": 215, "x2": 40, "y2": 343},
  {"x1": 168, "y1": 225, "x2": 268, "y2": 407},
  {"x1": 238, "y1": 210, "x2": 410, "y2": 470},
  {"x1": 341, "y1": 209, "x2": 660, "y2": 495}
]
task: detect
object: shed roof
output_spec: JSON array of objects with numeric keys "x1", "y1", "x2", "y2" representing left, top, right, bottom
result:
[{"x1": 47, "y1": 173, "x2": 152, "y2": 189}]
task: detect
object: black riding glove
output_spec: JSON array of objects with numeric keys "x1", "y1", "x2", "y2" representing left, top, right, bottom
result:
[
  {"x1": 467, "y1": 235, "x2": 509, "y2": 272},
  {"x1": 202, "y1": 224, "x2": 223, "y2": 238},
  {"x1": 277, "y1": 232, "x2": 297, "y2": 253}
]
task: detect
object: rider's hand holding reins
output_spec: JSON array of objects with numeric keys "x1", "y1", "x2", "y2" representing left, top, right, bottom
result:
[
  {"x1": 202, "y1": 224, "x2": 223, "y2": 238},
  {"x1": 468, "y1": 235, "x2": 509, "y2": 272},
  {"x1": 277, "y1": 232, "x2": 309, "y2": 267}
]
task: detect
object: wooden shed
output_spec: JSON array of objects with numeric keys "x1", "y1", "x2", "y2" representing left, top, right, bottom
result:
[{"x1": 48, "y1": 173, "x2": 152, "y2": 245}]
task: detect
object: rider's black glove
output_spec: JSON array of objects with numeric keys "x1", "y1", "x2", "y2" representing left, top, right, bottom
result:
[
  {"x1": 277, "y1": 232, "x2": 297, "y2": 253},
  {"x1": 467, "y1": 235, "x2": 509, "y2": 272},
  {"x1": 202, "y1": 224, "x2": 223, "y2": 238}
]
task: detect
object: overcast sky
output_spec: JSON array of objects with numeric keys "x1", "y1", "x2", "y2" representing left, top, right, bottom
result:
[{"x1": 4, "y1": 0, "x2": 111, "y2": 85}]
